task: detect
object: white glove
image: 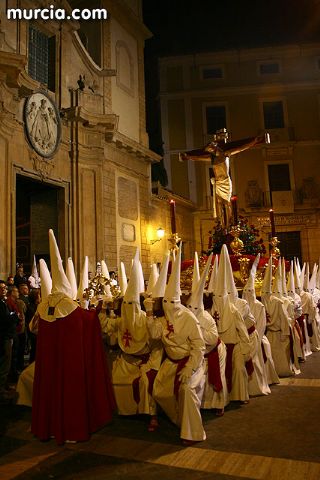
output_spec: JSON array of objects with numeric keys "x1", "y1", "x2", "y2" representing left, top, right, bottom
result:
[
  {"x1": 178, "y1": 365, "x2": 193, "y2": 384},
  {"x1": 143, "y1": 297, "x2": 154, "y2": 313}
]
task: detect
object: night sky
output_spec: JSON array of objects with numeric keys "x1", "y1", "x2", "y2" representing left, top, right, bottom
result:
[{"x1": 142, "y1": 0, "x2": 320, "y2": 156}]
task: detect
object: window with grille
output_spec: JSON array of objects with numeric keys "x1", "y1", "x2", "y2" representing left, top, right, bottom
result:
[
  {"x1": 28, "y1": 25, "x2": 56, "y2": 91},
  {"x1": 205, "y1": 105, "x2": 226, "y2": 134},
  {"x1": 263, "y1": 101, "x2": 284, "y2": 129}
]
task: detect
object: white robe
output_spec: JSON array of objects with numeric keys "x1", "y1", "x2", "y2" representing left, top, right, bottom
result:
[
  {"x1": 212, "y1": 297, "x2": 251, "y2": 402},
  {"x1": 100, "y1": 307, "x2": 163, "y2": 416},
  {"x1": 16, "y1": 362, "x2": 35, "y2": 407},
  {"x1": 301, "y1": 291, "x2": 320, "y2": 352},
  {"x1": 196, "y1": 309, "x2": 228, "y2": 410},
  {"x1": 263, "y1": 295, "x2": 294, "y2": 377},
  {"x1": 148, "y1": 305, "x2": 206, "y2": 441},
  {"x1": 235, "y1": 298, "x2": 270, "y2": 396},
  {"x1": 248, "y1": 299, "x2": 279, "y2": 385}
]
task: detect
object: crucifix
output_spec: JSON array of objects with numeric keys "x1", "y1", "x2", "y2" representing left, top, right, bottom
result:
[{"x1": 179, "y1": 129, "x2": 270, "y2": 229}]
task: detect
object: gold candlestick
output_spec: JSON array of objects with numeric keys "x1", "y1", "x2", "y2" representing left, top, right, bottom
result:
[
  {"x1": 230, "y1": 224, "x2": 244, "y2": 256},
  {"x1": 168, "y1": 232, "x2": 181, "y2": 253},
  {"x1": 270, "y1": 236, "x2": 280, "y2": 259}
]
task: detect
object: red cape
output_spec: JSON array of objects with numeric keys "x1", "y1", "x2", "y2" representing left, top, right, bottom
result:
[{"x1": 31, "y1": 307, "x2": 115, "y2": 444}]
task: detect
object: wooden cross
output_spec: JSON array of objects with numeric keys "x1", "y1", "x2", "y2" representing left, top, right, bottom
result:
[{"x1": 122, "y1": 328, "x2": 132, "y2": 347}]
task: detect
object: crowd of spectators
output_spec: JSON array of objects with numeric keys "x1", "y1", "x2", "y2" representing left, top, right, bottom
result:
[{"x1": 0, "y1": 264, "x2": 40, "y2": 402}]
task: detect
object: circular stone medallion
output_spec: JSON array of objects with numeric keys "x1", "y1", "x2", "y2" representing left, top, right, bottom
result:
[{"x1": 24, "y1": 91, "x2": 61, "y2": 158}]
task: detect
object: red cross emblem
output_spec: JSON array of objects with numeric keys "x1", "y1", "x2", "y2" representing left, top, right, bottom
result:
[
  {"x1": 122, "y1": 328, "x2": 132, "y2": 347},
  {"x1": 266, "y1": 312, "x2": 271, "y2": 323},
  {"x1": 166, "y1": 320, "x2": 174, "y2": 338},
  {"x1": 213, "y1": 311, "x2": 220, "y2": 323}
]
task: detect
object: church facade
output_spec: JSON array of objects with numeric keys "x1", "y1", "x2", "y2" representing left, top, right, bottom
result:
[
  {"x1": 159, "y1": 43, "x2": 320, "y2": 263},
  {"x1": 0, "y1": 0, "x2": 195, "y2": 279}
]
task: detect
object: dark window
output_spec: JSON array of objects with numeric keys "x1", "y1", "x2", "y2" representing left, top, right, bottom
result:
[
  {"x1": 206, "y1": 106, "x2": 226, "y2": 134},
  {"x1": 259, "y1": 63, "x2": 279, "y2": 74},
  {"x1": 268, "y1": 164, "x2": 291, "y2": 192},
  {"x1": 202, "y1": 67, "x2": 223, "y2": 79},
  {"x1": 263, "y1": 101, "x2": 285, "y2": 129},
  {"x1": 28, "y1": 25, "x2": 56, "y2": 91}
]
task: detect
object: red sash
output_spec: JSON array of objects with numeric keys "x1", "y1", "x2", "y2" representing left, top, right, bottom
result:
[
  {"x1": 225, "y1": 344, "x2": 235, "y2": 393},
  {"x1": 296, "y1": 315, "x2": 306, "y2": 344},
  {"x1": 294, "y1": 321, "x2": 304, "y2": 349},
  {"x1": 132, "y1": 353, "x2": 157, "y2": 404},
  {"x1": 166, "y1": 355, "x2": 190, "y2": 399},
  {"x1": 247, "y1": 325, "x2": 256, "y2": 335},
  {"x1": 245, "y1": 358, "x2": 254, "y2": 376},
  {"x1": 305, "y1": 314, "x2": 313, "y2": 338},
  {"x1": 205, "y1": 339, "x2": 222, "y2": 392}
]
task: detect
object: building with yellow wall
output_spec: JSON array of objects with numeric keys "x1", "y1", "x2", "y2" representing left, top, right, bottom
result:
[{"x1": 159, "y1": 43, "x2": 320, "y2": 262}]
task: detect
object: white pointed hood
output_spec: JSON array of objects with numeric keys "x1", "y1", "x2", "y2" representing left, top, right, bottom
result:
[
  {"x1": 300, "y1": 262, "x2": 306, "y2": 291},
  {"x1": 39, "y1": 259, "x2": 52, "y2": 302},
  {"x1": 192, "y1": 252, "x2": 200, "y2": 294},
  {"x1": 28, "y1": 255, "x2": 41, "y2": 288},
  {"x1": 152, "y1": 252, "x2": 169, "y2": 298},
  {"x1": 49, "y1": 229, "x2": 72, "y2": 297},
  {"x1": 304, "y1": 263, "x2": 310, "y2": 292},
  {"x1": 282, "y1": 258, "x2": 288, "y2": 297},
  {"x1": 294, "y1": 259, "x2": 302, "y2": 295},
  {"x1": 287, "y1": 261, "x2": 295, "y2": 299},
  {"x1": 188, "y1": 254, "x2": 212, "y2": 314},
  {"x1": 134, "y1": 248, "x2": 145, "y2": 293},
  {"x1": 146, "y1": 264, "x2": 159, "y2": 295},
  {"x1": 37, "y1": 230, "x2": 78, "y2": 320},
  {"x1": 206, "y1": 255, "x2": 218, "y2": 293},
  {"x1": 309, "y1": 264, "x2": 317, "y2": 294},
  {"x1": 272, "y1": 258, "x2": 283, "y2": 297},
  {"x1": 101, "y1": 260, "x2": 110, "y2": 279},
  {"x1": 243, "y1": 254, "x2": 260, "y2": 303},
  {"x1": 164, "y1": 246, "x2": 181, "y2": 303},
  {"x1": 213, "y1": 245, "x2": 229, "y2": 308},
  {"x1": 77, "y1": 256, "x2": 89, "y2": 307},
  {"x1": 261, "y1": 257, "x2": 273, "y2": 298},
  {"x1": 66, "y1": 258, "x2": 78, "y2": 300},
  {"x1": 119, "y1": 262, "x2": 128, "y2": 296},
  {"x1": 225, "y1": 249, "x2": 238, "y2": 302},
  {"x1": 316, "y1": 260, "x2": 320, "y2": 290},
  {"x1": 124, "y1": 257, "x2": 140, "y2": 304},
  {"x1": 295, "y1": 257, "x2": 301, "y2": 276}
]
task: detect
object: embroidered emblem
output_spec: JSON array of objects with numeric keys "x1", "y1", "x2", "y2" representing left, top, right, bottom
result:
[
  {"x1": 166, "y1": 320, "x2": 174, "y2": 338},
  {"x1": 122, "y1": 328, "x2": 132, "y2": 347},
  {"x1": 212, "y1": 311, "x2": 220, "y2": 323}
]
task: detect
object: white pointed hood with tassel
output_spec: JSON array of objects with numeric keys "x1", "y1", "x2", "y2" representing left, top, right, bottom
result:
[
  {"x1": 134, "y1": 248, "x2": 145, "y2": 294},
  {"x1": 225, "y1": 250, "x2": 238, "y2": 302},
  {"x1": 119, "y1": 262, "x2": 128, "y2": 297},
  {"x1": 242, "y1": 254, "x2": 260, "y2": 304},
  {"x1": 146, "y1": 264, "x2": 159, "y2": 295},
  {"x1": 294, "y1": 259, "x2": 302, "y2": 295},
  {"x1": 66, "y1": 257, "x2": 78, "y2": 300},
  {"x1": 28, "y1": 255, "x2": 41, "y2": 289},
  {"x1": 152, "y1": 252, "x2": 169, "y2": 299},
  {"x1": 300, "y1": 262, "x2": 306, "y2": 291},
  {"x1": 38, "y1": 230, "x2": 78, "y2": 321}
]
